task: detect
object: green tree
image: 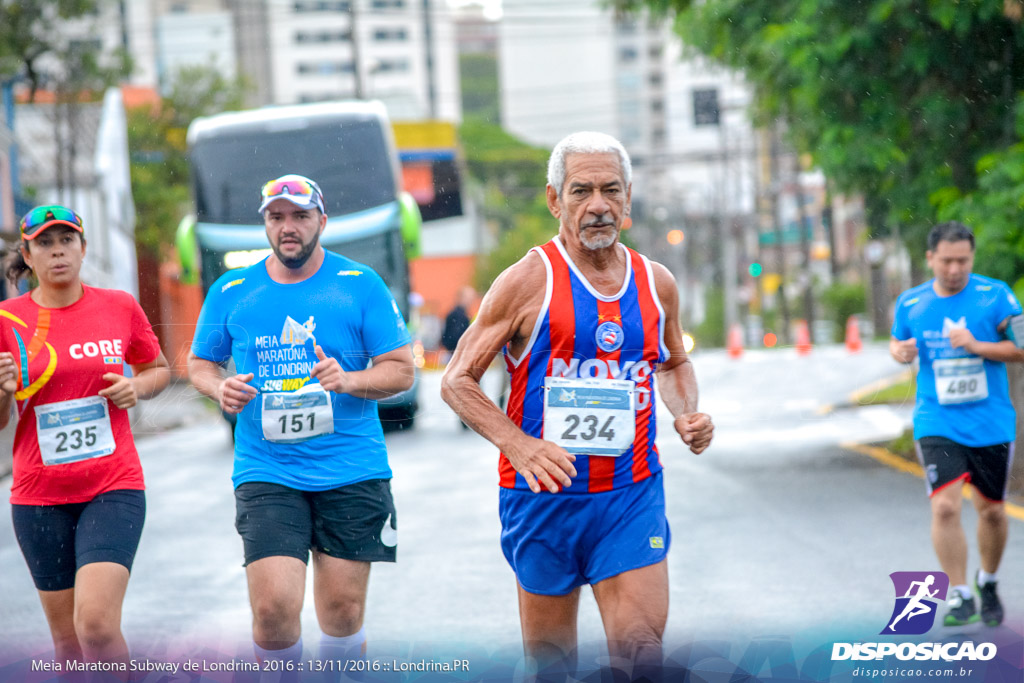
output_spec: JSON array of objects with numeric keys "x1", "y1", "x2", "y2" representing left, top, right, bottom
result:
[
  {"x1": 459, "y1": 118, "x2": 556, "y2": 287},
  {"x1": 128, "y1": 65, "x2": 249, "y2": 252},
  {"x1": 459, "y1": 53, "x2": 500, "y2": 124},
  {"x1": 613, "y1": 0, "x2": 1024, "y2": 277},
  {"x1": 935, "y1": 98, "x2": 1024, "y2": 298},
  {"x1": 0, "y1": 0, "x2": 126, "y2": 100}
]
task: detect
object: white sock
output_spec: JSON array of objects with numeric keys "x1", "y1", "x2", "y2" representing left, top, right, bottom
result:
[
  {"x1": 953, "y1": 584, "x2": 972, "y2": 599},
  {"x1": 320, "y1": 627, "x2": 367, "y2": 660},
  {"x1": 254, "y1": 638, "x2": 304, "y2": 664},
  {"x1": 977, "y1": 570, "x2": 998, "y2": 586}
]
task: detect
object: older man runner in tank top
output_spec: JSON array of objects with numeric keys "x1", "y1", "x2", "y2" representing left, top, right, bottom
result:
[{"x1": 442, "y1": 132, "x2": 714, "y2": 679}]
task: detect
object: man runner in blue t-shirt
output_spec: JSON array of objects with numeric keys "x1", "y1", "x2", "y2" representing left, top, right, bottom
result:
[
  {"x1": 891, "y1": 221, "x2": 1023, "y2": 627},
  {"x1": 188, "y1": 175, "x2": 414, "y2": 668}
]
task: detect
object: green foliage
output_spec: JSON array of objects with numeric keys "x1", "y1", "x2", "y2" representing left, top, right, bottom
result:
[
  {"x1": 933, "y1": 96, "x2": 1024, "y2": 291},
  {"x1": 820, "y1": 281, "x2": 866, "y2": 342},
  {"x1": 612, "y1": 0, "x2": 1024, "y2": 258},
  {"x1": 474, "y1": 207, "x2": 557, "y2": 292},
  {"x1": 459, "y1": 53, "x2": 500, "y2": 124},
  {"x1": 460, "y1": 119, "x2": 556, "y2": 285},
  {"x1": 694, "y1": 287, "x2": 725, "y2": 348},
  {"x1": 0, "y1": 1, "x2": 120, "y2": 99},
  {"x1": 128, "y1": 65, "x2": 249, "y2": 252},
  {"x1": 164, "y1": 64, "x2": 251, "y2": 125}
]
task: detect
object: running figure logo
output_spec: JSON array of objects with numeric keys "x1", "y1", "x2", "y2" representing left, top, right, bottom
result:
[{"x1": 882, "y1": 571, "x2": 949, "y2": 635}]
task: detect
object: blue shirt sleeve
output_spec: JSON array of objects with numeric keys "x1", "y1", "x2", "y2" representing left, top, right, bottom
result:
[
  {"x1": 995, "y1": 283, "x2": 1023, "y2": 322},
  {"x1": 191, "y1": 282, "x2": 233, "y2": 364},
  {"x1": 891, "y1": 293, "x2": 910, "y2": 339},
  {"x1": 360, "y1": 271, "x2": 411, "y2": 357}
]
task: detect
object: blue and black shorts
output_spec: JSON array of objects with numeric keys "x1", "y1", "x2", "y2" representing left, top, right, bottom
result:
[{"x1": 916, "y1": 436, "x2": 1013, "y2": 502}]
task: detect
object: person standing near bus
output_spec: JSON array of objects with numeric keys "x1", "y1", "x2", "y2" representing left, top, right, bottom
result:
[
  {"x1": 890, "y1": 221, "x2": 1023, "y2": 627},
  {"x1": 441, "y1": 133, "x2": 713, "y2": 678},
  {"x1": 188, "y1": 175, "x2": 414, "y2": 668},
  {"x1": 0, "y1": 205, "x2": 170, "y2": 667}
]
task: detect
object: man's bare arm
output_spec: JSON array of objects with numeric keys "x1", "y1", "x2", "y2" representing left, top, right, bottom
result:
[
  {"x1": 188, "y1": 352, "x2": 257, "y2": 415},
  {"x1": 440, "y1": 252, "x2": 578, "y2": 493},
  {"x1": 650, "y1": 262, "x2": 713, "y2": 454}
]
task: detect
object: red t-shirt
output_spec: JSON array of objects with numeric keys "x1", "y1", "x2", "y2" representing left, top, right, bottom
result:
[{"x1": 1, "y1": 285, "x2": 161, "y2": 505}]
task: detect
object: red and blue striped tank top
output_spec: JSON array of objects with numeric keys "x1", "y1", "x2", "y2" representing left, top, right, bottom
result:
[{"x1": 500, "y1": 237, "x2": 670, "y2": 493}]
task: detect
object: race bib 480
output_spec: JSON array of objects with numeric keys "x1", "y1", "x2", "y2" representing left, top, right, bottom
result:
[{"x1": 933, "y1": 357, "x2": 988, "y2": 405}]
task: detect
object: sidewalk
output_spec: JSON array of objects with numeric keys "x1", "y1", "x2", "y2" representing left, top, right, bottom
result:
[{"x1": 0, "y1": 379, "x2": 218, "y2": 480}]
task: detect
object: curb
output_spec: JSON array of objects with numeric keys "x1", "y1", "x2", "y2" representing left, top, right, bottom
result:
[{"x1": 815, "y1": 368, "x2": 913, "y2": 416}]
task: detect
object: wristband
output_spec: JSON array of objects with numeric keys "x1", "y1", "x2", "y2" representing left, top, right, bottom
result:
[{"x1": 1006, "y1": 314, "x2": 1024, "y2": 349}]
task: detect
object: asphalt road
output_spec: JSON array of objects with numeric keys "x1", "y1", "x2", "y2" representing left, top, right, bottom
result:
[{"x1": 0, "y1": 342, "x2": 1020, "y2": 679}]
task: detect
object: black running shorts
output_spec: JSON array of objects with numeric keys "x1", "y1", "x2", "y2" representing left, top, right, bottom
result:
[
  {"x1": 915, "y1": 436, "x2": 1013, "y2": 502},
  {"x1": 234, "y1": 479, "x2": 397, "y2": 566},
  {"x1": 11, "y1": 489, "x2": 146, "y2": 591}
]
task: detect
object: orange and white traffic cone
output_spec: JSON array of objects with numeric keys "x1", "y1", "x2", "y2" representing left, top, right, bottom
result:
[
  {"x1": 727, "y1": 323, "x2": 744, "y2": 359},
  {"x1": 795, "y1": 319, "x2": 812, "y2": 356},
  {"x1": 845, "y1": 315, "x2": 863, "y2": 353}
]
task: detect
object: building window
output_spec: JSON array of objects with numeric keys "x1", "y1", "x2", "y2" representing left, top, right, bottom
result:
[
  {"x1": 373, "y1": 28, "x2": 408, "y2": 41},
  {"x1": 294, "y1": 1, "x2": 351, "y2": 12},
  {"x1": 371, "y1": 0, "x2": 405, "y2": 8},
  {"x1": 648, "y1": 44, "x2": 663, "y2": 60},
  {"x1": 300, "y1": 92, "x2": 346, "y2": 103},
  {"x1": 375, "y1": 58, "x2": 409, "y2": 73},
  {"x1": 295, "y1": 30, "x2": 352, "y2": 43},
  {"x1": 648, "y1": 72, "x2": 663, "y2": 87},
  {"x1": 620, "y1": 125, "x2": 642, "y2": 143},
  {"x1": 650, "y1": 98, "x2": 664, "y2": 114},
  {"x1": 692, "y1": 88, "x2": 720, "y2": 126},
  {"x1": 618, "y1": 46, "x2": 638, "y2": 62},
  {"x1": 297, "y1": 61, "x2": 355, "y2": 75}
]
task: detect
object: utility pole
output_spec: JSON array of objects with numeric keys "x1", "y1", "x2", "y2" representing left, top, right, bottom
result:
[
  {"x1": 823, "y1": 180, "x2": 838, "y2": 280},
  {"x1": 422, "y1": 0, "x2": 437, "y2": 118},
  {"x1": 349, "y1": 1, "x2": 365, "y2": 99},
  {"x1": 719, "y1": 108, "x2": 738, "y2": 334},
  {"x1": 770, "y1": 124, "x2": 792, "y2": 345},
  {"x1": 792, "y1": 153, "x2": 815, "y2": 329}
]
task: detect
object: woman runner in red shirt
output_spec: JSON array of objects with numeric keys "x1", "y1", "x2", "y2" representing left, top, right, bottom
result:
[{"x1": 0, "y1": 205, "x2": 170, "y2": 668}]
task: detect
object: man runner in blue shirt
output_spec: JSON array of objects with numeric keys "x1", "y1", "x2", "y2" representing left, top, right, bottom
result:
[
  {"x1": 891, "y1": 221, "x2": 1023, "y2": 627},
  {"x1": 188, "y1": 174, "x2": 414, "y2": 668}
]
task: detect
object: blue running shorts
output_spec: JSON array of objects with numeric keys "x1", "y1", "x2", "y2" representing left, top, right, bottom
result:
[{"x1": 498, "y1": 471, "x2": 669, "y2": 596}]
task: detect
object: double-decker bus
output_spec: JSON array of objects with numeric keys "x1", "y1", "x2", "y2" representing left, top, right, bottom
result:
[{"x1": 177, "y1": 100, "x2": 422, "y2": 428}]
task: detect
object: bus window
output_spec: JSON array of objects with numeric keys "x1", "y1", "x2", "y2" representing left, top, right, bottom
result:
[{"x1": 190, "y1": 118, "x2": 396, "y2": 225}]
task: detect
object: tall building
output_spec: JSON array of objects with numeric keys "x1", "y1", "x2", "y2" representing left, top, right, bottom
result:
[
  {"x1": 35, "y1": 0, "x2": 459, "y2": 118},
  {"x1": 116, "y1": 0, "x2": 461, "y2": 118}
]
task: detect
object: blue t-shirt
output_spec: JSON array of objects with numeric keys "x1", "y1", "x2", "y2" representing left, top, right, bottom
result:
[
  {"x1": 192, "y1": 251, "x2": 411, "y2": 490},
  {"x1": 891, "y1": 274, "x2": 1022, "y2": 446}
]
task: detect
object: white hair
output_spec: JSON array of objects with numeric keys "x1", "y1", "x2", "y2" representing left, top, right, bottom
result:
[{"x1": 547, "y1": 131, "x2": 632, "y2": 197}]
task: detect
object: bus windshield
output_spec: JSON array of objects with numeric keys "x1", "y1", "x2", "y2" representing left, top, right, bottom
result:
[{"x1": 190, "y1": 118, "x2": 396, "y2": 224}]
